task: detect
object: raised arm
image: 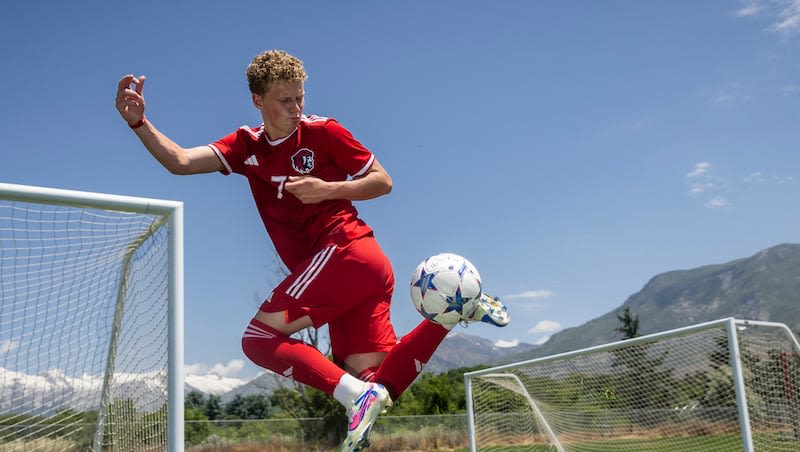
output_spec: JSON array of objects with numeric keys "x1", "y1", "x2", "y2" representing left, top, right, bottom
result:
[{"x1": 115, "y1": 74, "x2": 223, "y2": 175}]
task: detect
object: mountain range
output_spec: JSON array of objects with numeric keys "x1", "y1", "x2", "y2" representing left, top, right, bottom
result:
[{"x1": 503, "y1": 242, "x2": 800, "y2": 364}]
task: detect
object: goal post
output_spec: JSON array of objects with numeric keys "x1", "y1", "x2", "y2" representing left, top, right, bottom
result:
[
  {"x1": 0, "y1": 182, "x2": 184, "y2": 452},
  {"x1": 465, "y1": 318, "x2": 800, "y2": 452}
]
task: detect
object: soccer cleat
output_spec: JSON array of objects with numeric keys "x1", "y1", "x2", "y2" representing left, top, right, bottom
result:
[
  {"x1": 352, "y1": 426, "x2": 373, "y2": 451},
  {"x1": 341, "y1": 383, "x2": 391, "y2": 451},
  {"x1": 461, "y1": 292, "x2": 510, "y2": 327}
]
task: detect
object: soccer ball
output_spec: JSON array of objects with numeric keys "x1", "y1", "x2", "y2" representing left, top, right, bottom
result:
[{"x1": 409, "y1": 253, "x2": 483, "y2": 325}]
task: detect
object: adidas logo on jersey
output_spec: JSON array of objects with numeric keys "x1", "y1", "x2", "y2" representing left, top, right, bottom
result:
[{"x1": 244, "y1": 155, "x2": 259, "y2": 166}]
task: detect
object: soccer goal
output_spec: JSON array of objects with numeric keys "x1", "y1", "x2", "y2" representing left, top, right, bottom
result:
[
  {"x1": 0, "y1": 183, "x2": 184, "y2": 452},
  {"x1": 465, "y1": 318, "x2": 800, "y2": 452}
]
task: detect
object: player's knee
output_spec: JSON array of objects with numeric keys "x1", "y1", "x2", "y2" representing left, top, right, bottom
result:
[
  {"x1": 344, "y1": 351, "x2": 387, "y2": 375},
  {"x1": 254, "y1": 309, "x2": 313, "y2": 335},
  {"x1": 241, "y1": 318, "x2": 284, "y2": 360}
]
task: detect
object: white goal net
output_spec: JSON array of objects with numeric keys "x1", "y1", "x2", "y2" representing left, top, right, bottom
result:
[
  {"x1": 465, "y1": 318, "x2": 800, "y2": 452},
  {"x1": 0, "y1": 183, "x2": 184, "y2": 452}
]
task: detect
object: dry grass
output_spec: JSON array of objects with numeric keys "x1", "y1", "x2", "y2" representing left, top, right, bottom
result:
[
  {"x1": 0, "y1": 438, "x2": 84, "y2": 452},
  {"x1": 188, "y1": 427, "x2": 467, "y2": 452}
]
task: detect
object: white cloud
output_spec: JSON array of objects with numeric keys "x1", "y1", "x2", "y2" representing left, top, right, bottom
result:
[
  {"x1": 736, "y1": 3, "x2": 764, "y2": 17},
  {"x1": 503, "y1": 290, "x2": 555, "y2": 300},
  {"x1": 502, "y1": 290, "x2": 554, "y2": 313},
  {"x1": 705, "y1": 196, "x2": 730, "y2": 208},
  {"x1": 494, "y1": 339, "x2": 519, "y2": 348},
  {"x1": 709, "y1": 82, "x2": 753, "y2": 106},
  {"x1": 744, "y1": 171, "x2": 766, "y2": 183},
  {"x1": 687, "y1": 162, "x2": 711, "y2": 178},
  {"x1": 744, "y1": 171, "x2": 794, "y2": 184},
  {"x1": 0, "y1": 340, "x2": 19, "y2": 355},
  {"x1": 734, "y1": 0, "x2": 800, "y2": 35},
  {"x1": 688, "y1": 182, "x2": 711, "y2": 194},
  {"x1": 711, "y1": 94, "x2": 735, "y2": 104},
  {"x1": 185, "y1": 373, "x2": 248, "y2": 396},
  {"x1": 772, "y1": 0, "x2": 800, "y2": 33},
  {"x1": 534, "y1": 336, "x2": 551, "y2": 345},
  {"x1": 185, "y1": 359, "x2": 246, "y2": 378},
  {"x1": 689, "y1": 164, "x2": 793, "y2": 208},
  {"x1": 528, "y1": 320, "x2": 562, "y2": 335},
  {"x1": 210, "y1": 360, "x2": 245, "y2": 377},
  {"x1": 686, "y1": 162, "x2": 732, "y2": 208},
  {"x1": 783, "y1": 85, "x2": 800, "y2": 95}
]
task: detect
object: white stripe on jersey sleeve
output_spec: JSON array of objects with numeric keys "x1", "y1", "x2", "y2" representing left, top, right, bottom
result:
[
  {"x1": 207, "y1": 144, "x2": 233, "y2": 174},
  {"x1": 240, "y1": 125, "x2": 265, "y2": 140},
  {"x1": 352, "y1": 153, "x2": 375, "y2": 178}
]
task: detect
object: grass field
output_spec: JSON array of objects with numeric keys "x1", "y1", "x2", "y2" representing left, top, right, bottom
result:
[
  {"x1": 457, "y1": 435, "x2": 741, "y2": 451},
  {"x1": 455, "y1": 431, "x2": 800, "y2": 451}
]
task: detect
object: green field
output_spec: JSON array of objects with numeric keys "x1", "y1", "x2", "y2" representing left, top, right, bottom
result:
[{"x1": 453, "y1": 432, "x2": 800, "y2": 452}]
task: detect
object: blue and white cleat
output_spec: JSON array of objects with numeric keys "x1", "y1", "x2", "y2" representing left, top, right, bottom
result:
[
  {"x1": 341, "y1": 383, "x2": 391, "y2": 451},
  {"x1": 462, "y1": 293, "x2": 510, "y2": 327}
]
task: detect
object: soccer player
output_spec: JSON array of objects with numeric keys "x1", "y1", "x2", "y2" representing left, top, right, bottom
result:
[{"x1": 115, "y1": 49, "x2": 509, "y2": 450}]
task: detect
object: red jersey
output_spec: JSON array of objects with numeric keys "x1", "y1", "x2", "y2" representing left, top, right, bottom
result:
[{"x1": 209, "y1": 115, "x2": 375, "y2": 271}]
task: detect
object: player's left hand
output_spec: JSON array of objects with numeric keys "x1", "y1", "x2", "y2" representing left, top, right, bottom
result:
[
  {"x1": 285, "y1": 176, "x2": 332, "y2": 204},
  {"x1": 116, "y1": 74, "x2": 147, "y2": 126}
]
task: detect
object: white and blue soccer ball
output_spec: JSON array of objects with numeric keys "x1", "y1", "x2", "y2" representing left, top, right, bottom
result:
[{"x1": 410, "y1": 253, "x2": 483, "y2": 325}]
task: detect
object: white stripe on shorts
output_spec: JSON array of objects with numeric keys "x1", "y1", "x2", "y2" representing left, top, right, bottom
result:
[
  {"x1": 243, "y1": 322, "x2": 277, "y2": 340},
  {"x1": 286, "y1": 245, "x2": 337, "y2": 299}
]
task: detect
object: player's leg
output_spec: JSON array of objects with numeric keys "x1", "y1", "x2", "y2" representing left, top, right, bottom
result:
[
  {"x1": 242, "y1": 314, "x2": 364, "y2": 402},
  {"x1": 240, "y1": 243, "x2": 387, "y2": 410},
  {"x1": 333, "y1": 311, "x2": 450, "y2": 451},
  {"x1": 323, "y1": 237, "x2": 397, "y2": 451},
  {"x1": 371, "y1": 292, "x2": 510, "y2": 401},
  {"x1": 371, "y1": 318, "x2": 449, "y2": 399},
  {"x1": 329, "y1": 306, "x2": 393, "y2": 451}
]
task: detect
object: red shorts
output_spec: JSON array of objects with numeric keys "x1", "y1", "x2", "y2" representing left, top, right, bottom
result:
[{"x1": 259, "y1": 235, "x2": 398, "y2": 362}]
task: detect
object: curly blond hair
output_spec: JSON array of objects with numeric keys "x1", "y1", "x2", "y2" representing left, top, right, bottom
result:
[{"x1": 247, "y1": 50, "x2": 308, "y2": 95}]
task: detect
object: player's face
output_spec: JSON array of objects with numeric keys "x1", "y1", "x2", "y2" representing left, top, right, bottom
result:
[{"x1": 254, "y1": 80, "x2": 305, "y2": 140}]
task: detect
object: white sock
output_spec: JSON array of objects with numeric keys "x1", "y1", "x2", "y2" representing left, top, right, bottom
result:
[{"x1": 333, "y1": 373, "x2": 369, "y2": 409}]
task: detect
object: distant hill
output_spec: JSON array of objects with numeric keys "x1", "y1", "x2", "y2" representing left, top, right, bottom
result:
[
  {"x1": 425, "y1": 332, "x2": 538, "y2": 373},
  {"x1": 213, "y1": 371, "x2": 285, "y2": 403},
  {"x1": 506, "y1": 243, "x2": 800, "y2": 364}
]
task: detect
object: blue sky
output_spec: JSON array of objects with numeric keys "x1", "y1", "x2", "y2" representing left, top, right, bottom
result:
[{"x1": 2, "y1": 1, "x2": 798, "y2": 380}]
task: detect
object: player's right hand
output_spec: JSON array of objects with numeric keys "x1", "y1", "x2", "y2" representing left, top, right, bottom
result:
[{"x1": 115, "y1": 74, "x2": 147, "y2": 127}]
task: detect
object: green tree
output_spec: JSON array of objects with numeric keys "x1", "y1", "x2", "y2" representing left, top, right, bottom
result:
[
  {"x1": 224, "y1": 394, "x2": 273, "y2": 419},
  {"x1": 388, "y1": 366, "x2": 475, "y2": 415},
  {"x1": 702, "y1": 335, "x2": 768, "y2": 422},
  {"x1": 615, "y1": 307, "x2": 639, "y2": 340},
  {"x1": 203, "y1": 394, "x2": 223, "y2": 421},
  {"x1": 184, "y1": 406, "x2": 210, "y2": 446},
  {"x1": 185, "y1": 390, "x2": 207, "y2": 410},
  {"x1": 610, "y1": 340, "x2": 675, "y2": 423}
]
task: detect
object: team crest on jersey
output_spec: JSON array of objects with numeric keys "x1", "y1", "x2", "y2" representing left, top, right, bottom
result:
[{"x1": 291, "y1": 148, "x2": 315, "y2": 174}]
